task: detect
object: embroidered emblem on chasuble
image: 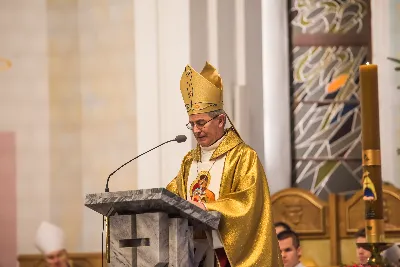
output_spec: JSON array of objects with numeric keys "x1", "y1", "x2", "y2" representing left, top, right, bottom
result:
[
  {"x1": 190, "y1": 171, "x2": 216, "y2": 203},
  {"x1": 186, "y1": 142, "x2": 226, "y2": 203}
]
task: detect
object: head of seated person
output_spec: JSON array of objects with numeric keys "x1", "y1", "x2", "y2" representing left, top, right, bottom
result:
[
  {"x1": 35, "y1": 221, "x2": 71, "y2": 267},
  {"x1": 275, "y1": 221, "x2": 292, "y2": 235},
  {"x1": 277, "y1": 229, "x2": 318, "y2": 267},
  {"x1": 278, "y1": 229, "x2": 303, "y2": 267},
  {"x1": 355, "y1": 228, "x2": 372, "y2": 265}
]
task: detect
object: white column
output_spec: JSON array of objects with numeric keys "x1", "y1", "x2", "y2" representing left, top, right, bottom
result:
[
  {"x1": 207, "y1": 0, "x2": 219, "y2": 67},
  {"x1": 244, "y1": 0, "x2": 265, "y2": 163},
  {"x1": 189, "y1": 0, "x2": 208, "y2": 70},
  {"x1": 261, "y1": 0, "x2": 292, "y2": 193},
  {"x1": 216, "y1": 0, "x2": 235, "y2": 117},
  {"x1": 370, "y1": 0, "x2": 399, "y2": 187},
  {"x1": 133, "y1": 0, "x2": 162, "y2": 189},
  {"x1": 234, "y1": 0, "x2": 246, "y2": 88},
  {"x1": 233, "y1": 0, "x2": 249, "y2": 140},
  {"x1": 392, "y1": 0, "x2": 400, "y2": 186},
  {"x1": 157, "y1": 0, "x2": 192, "y2": 187},
  {"x1": 134, "y1": 0, "x2": 192, "y2": 189}
]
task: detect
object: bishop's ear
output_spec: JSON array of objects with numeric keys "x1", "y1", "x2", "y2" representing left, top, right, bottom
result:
[{"x1": 218, "y1": 114, "x2": 226, "y2": 127}]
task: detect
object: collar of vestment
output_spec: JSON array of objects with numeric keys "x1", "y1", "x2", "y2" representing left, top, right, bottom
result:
[
  {"x1": 200, "y1": 133, "x2": 225, "y2": 152},
  {"x1": 191, "y1": 127, "x2": 243, "y2": 162}
]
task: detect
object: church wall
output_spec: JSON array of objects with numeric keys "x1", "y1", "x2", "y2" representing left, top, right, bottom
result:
[
  {"x1": 0, "y1": 0, "x2": 140, "y2": 259},
  {"x1": 0, "y1": 0, "x2": 52, "y2": 258},
  {"x1": 46, "y1": 0, "x2": 83, "y2": 252},
  {"x1": 77, "y1": 0, "x2": 137, "y2": 252},
  {"x1": 0, "y1": 133, "x2": 17, "y2": 267},
  {"x1": 389, "y1": 0, "x2": 400, "y2": 185},
  {"x1": 300, "y1": 239, "x2": 331, "y2": 267},
  {"x1": 371, "y1": 0, "x2": 400, "y2": 188}
]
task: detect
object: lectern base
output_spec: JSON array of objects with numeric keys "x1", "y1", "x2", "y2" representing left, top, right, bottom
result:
[{"x1": 109, "y1": 213, "x2": 195, "y2": 267}]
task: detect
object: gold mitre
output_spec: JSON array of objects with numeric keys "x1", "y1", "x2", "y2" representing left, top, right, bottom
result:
[{"x1": 180, "y1": 61, "x2": 223, "y2": 115}]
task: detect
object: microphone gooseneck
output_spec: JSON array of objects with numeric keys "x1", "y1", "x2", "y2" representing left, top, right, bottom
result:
[{"x1": 104, "y1": 135, "x2": 187, "y2": 193}]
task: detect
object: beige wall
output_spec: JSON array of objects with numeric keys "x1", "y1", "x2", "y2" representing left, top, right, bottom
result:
[
  {"x1": 78, "y1": 0, "x2": 137, "y2": 251},
  {"x1": 47, "y1": 0, "x2": 83, "y2": 251},
  {"x1": 1, "y1": 0, "x2": 196, "y2": 258},
  {"x1": 0, "y1": 0, "x2": 51, "y2": 256},
  {"x1": 1, "y1": 0, "x2": 138, "y2": 257},
  {"x1": 301, "y1": 239, "x2": 331, "y2": 267},
  {"x1": 0, "y1": 133, "x2": 17, "y2": 267}
]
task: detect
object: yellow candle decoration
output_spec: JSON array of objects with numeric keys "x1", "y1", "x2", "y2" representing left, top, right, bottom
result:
[{"x1": 359, "y1": 63, "x2": 385, "y2": 246}]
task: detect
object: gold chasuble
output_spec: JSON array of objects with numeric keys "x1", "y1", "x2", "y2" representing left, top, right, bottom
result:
[
  {"x1": 167, "y1": 61, "x2": 282, "y2": 266},
  {"x1": 167, "y1": 128, "x2": 282, "y2": 267}
]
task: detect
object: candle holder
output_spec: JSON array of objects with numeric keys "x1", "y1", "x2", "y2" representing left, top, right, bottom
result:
[{"x1": 358, "y1": 63, "x2": 393, "y2": 267}]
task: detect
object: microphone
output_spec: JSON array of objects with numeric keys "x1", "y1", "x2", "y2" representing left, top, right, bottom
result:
[
  {"x1": 175, "y1": 135, "x2": 187, "y2": 143},
  {"x1": 104, "y1": 135, "x2": 187, "y2": 192}
]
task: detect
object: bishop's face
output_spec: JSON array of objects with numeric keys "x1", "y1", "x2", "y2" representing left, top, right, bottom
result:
[
  {"x1": 45, "y1": 249, "x2": 70, "y2": 267},
  {"x1": 188, "y1": 113, "x2": 225, "y2": 147}
]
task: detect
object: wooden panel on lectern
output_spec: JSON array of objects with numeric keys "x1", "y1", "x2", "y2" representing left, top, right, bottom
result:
[
  {"x1": 271, "y1": 188, "x2": 328, "y2": 236},
  {"x1": 340, "y1": 185, "x2": 400, "y2": 237}
]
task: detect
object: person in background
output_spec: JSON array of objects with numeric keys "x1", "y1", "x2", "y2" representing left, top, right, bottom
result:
[
  {"x1": 275, "y1": 222, "x2": 317, "y2": 267},
  {"x1": 275, "y1": 221, "x2": 292, "y2": 235},
  {"x1": 355, "y1": 228, "x2": 372, "y2": 265},
  {"x1": 277, "y1": 230, "x2": 304, "y2": 267},
  {"x1": 35, "y1": 221, "x2": 72, "y2": 267}
]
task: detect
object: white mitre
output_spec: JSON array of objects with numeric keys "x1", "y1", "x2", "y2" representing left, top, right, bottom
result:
[{"x1": 35, "y1": 221, "x2": 65, "y2": 255}]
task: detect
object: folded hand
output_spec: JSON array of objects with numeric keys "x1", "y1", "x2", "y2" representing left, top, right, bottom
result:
[{"x1": 188, "y1": 200, "x2": 207, "y2": 210}]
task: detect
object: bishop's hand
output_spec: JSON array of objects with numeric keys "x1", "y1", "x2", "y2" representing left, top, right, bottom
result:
[{"x1": 188, "y1": 200, "x2": 207, "y2": 210}]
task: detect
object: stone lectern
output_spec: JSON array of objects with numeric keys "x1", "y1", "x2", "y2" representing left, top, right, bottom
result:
[{"x1": 85, "y1": 188, "x2": 221, "y2": 267}]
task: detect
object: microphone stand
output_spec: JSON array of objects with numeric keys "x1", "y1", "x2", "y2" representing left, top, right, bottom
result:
[
  {"x1": 102, "y1": 216, "x2": 104, "y2": 267},
  {"x1": 101, "y1": 137, "x2": 180, "y2": 265},
  {"x1": 104, "y1": 139, "x2": 176, "y2": 192},
  {"x1": 105, "y1": 214, "x2": 110, "y2": 263}
]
